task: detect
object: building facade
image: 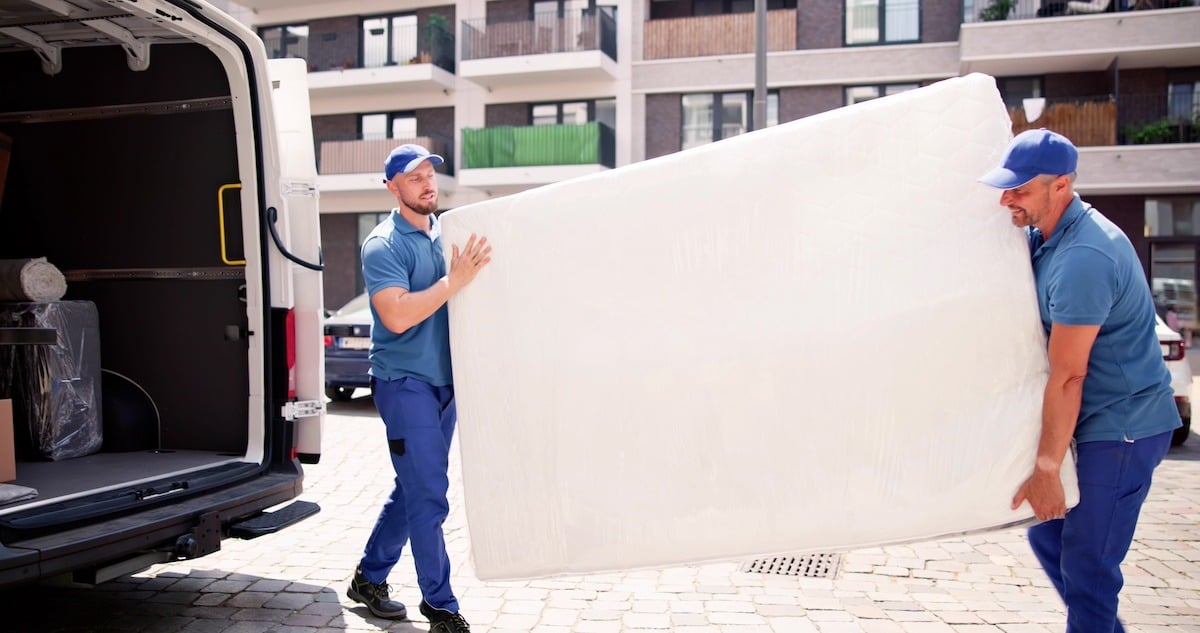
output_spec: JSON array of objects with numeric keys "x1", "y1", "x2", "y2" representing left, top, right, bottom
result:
[{"x1": 219, "y1": 0, "x2": 1200, "y2": 322}]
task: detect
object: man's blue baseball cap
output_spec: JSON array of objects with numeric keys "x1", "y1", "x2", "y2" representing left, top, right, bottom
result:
[
  {"x1": 978, "y1": 128, "x2": 1078, "y2": 189},
  {"x1": 383, "y1": 143, "x2": 444, "y2": 183}
]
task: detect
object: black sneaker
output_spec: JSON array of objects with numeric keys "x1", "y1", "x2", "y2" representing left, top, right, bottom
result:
[
  {"x1": 346, "y1": 568, "x2": 408, "y2": 619},
  {"x1": 420, "y1": 599, "x2": 471, "y2": 632}
]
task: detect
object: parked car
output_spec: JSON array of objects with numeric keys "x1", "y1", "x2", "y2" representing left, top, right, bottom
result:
[
  {"x1": 324, "y1": 293, "x2": 372, "y2": 401},
  {"x1": 1156, "y1": 315, "x2": 1192, "y2": 446}
]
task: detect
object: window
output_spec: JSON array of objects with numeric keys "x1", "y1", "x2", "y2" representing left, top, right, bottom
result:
[
  {"x1": 259, "y1": 24, "x2": 309, "y2": 60},
  {"x1": 845, "y1": 83, "x2": 918, "y2": 106},
  {"x1": 845, "y1": 0, "x2": 918, "y2": 45},
  {"x1": 530, "y1": 100, "x2": 615, "y2": 127},
  {"x1": 1146, "y1": 197, "x2": 1200, "y2": 238},
  {"x1": 1168, "y1": 81, "x2": 1200, "y2": 124},
  {"x1": 359, "y1": 113, "x2": 417, "y2": 141},
  {"x1": 997, "y1": 77, "x2": 1043, "y2": 110},
  {"x1": 681, "y1": 91, "x2": 779, "y2": 150},
  {"x1": 362, "y1": 14, "x2": 418, "y2": 68}
]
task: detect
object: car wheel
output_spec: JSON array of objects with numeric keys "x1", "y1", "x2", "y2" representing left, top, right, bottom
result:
[
  {"x1": 1172, "y1": 416, "x2": 1191, "y2": 447},
  {"x1": 326, "y1": 386, "x2": 355, "y2": 402}
]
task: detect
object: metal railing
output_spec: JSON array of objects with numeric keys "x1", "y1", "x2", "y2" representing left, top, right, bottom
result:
[
  {"x1": 316, "y1": 132, "x2": 455, "y2": 176},
  {"x1": 1007, "y1": 92, "x2": 1199, "y2": 146},
  {"x1": 461, "y1": 7, "x2": 617, "y2": 61},
  {"x1": 964, "y1": 0, "x2": 1195, "y2": 23},
  {"x1": 461, "y1": 122, "x2": 615, "y2": 169}
]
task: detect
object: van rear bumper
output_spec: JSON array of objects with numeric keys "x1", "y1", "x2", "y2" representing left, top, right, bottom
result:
[{"x1": 0, "y1": 468, "x2": 312, "y2": 588}]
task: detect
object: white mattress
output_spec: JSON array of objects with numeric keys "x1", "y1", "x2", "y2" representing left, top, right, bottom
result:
[{"x1": 440, "y1": 73, "x2": 1078, "y2": 581}]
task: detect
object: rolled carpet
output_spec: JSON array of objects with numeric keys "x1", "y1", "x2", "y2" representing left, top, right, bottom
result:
[{"x1": 0, "y1": 258, "x2": 67, "y2": 302}]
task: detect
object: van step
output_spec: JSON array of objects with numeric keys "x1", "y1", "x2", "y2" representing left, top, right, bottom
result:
[{"x1": 229, "y1": 500, "x2": 320, "y2": 538}]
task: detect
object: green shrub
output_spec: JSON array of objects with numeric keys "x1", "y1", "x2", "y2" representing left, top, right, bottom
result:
[{"x1": 980, "y1": 0, "x2": 1016, "y2": 21}]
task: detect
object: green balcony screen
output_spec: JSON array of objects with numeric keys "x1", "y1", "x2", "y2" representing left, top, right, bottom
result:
[{"x1": 463, "y1": 123, "x2": 601, "y2": 168}]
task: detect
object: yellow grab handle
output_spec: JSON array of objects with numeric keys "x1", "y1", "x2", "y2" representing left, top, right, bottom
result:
[{"x1": 217, "y1": 183, "x2": 246, "y2": 266}]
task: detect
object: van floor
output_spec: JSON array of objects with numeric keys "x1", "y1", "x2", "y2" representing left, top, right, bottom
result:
[{"x1": 0, "y1": 450, "x2": 241, "y2": 514}]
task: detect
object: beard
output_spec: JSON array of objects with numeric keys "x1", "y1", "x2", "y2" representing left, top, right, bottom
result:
[{"x1": 400, "y1": 191, "x2": 438, "y2": 216}]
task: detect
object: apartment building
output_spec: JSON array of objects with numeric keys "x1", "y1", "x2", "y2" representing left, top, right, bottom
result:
[{"x1": 220, "y1": 0, "x2": 1199, "y2": 321}]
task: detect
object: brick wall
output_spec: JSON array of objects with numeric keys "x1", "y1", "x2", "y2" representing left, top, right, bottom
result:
[
  {"x1": 308, "y1": 16, "x2": 360, "y2": 71},
  {"x1": 1045, "y1": 71, "x2": 1112, "y2": 99},
  {"x1": 922, "y1": 0, "x2": 961, "y2": 43},
  {"x1": 487, "y1": 0, "x2": 529, "y2": 22},
  {"x1": 485, "y1": 103, "x2": 529, "y2": 127},
  {"x1": 312, "y1": 114, "x2": 357, "y2": 171},
  {"x1": 320, "y1": 213, "x2": 364, "y2": 310},
  {"x1": 797, "y1": 2, "x2": 840, "y2": 50},
  {"x1": 645, "y1": 93, "x2": 681, "y2": 159},
  {"x1": 779, "y1": 85, "x2": 844, "y2": 122}
]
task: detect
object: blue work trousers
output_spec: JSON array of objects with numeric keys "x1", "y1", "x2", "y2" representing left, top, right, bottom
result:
[
  {"x1": 359, "y1": 376, "x2": 459, "y2": 613},
  {"x1": 1027, "y1": 430, "x2": 1172, "y2": 633}
]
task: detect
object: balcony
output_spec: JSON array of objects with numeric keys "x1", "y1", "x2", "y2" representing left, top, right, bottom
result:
[
  {"x1": 457, "y1": 122, "x2": 615, "y2": 192},
  {"x1": 458, "y1": 8, "x2": 618, "y2": 87},
  {"x1": 642, "y1": 10, "x2": 796, "y2": 61},
  {"x1": 960, "y1": 3, "x2": 1200, "y2": 75},
  {"x1": 1009, "y1": 92, "x2": 1200, "y2": 194},
  {"x1": 268, "y1": 23, "x2": 456, "y2": 110},
  {"x1": 316, "y1": 135, "x2": 457, "y2": 207}
]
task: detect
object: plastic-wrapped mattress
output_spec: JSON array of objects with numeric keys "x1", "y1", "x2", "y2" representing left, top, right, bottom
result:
[
  {"x1": 440, "y1": 74, "x2": 1078, "y2": 580},
  {"x1": 0, "y1": 301, "x2": 102, "y2": 461}
]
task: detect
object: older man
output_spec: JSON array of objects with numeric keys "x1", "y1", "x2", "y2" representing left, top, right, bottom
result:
[{"x1": 979, "y1": 128, "x2": 1180, "y2": 633}]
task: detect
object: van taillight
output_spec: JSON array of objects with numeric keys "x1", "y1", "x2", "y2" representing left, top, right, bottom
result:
[
  {"x1": 324, "y1": 335, "x2": 334, "y2": 348},
  {"x1": 1163, "y1": 340, "x2": 1185, "y2": 362},
  {"x1": 286, "y1": 309, "x2": 297, "y2": 399}
]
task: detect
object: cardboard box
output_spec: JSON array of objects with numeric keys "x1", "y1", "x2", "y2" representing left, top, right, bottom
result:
[{"x1": 0, "y1": 399, "x2": 14, "y2": 483}]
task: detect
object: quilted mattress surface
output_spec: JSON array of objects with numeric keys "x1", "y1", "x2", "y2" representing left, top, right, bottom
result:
[{"x1": 440, "y1": 73, "x2": 1077, "y2": 580}]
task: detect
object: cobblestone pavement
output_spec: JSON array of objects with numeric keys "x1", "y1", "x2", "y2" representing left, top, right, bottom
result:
[{"x1": 1, "y1": 393, "x2": 1198, "y2": 633}]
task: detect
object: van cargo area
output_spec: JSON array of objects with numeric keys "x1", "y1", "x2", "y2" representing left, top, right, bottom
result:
[{"x1": 0, "y1": 0, "x2": 324, "y2": 586}]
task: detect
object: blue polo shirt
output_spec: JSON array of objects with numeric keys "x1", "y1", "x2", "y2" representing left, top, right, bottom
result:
[
  {"x1": 361, "y1": 210, "x2": 453, "y2": 386},
  {"x1": 1029, "y1": 195, "x2": 1180, "y2": 443}
]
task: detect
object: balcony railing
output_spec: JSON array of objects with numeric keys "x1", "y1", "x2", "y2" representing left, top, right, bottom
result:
[
  {"x1": 642, "y1": 9, "x2": 796, "y2": 60},
  {"x1": 964, "y1": 0, "x2": 1194, "y2": 23},
  {"x1": 269, "y1": 23, "x2": 455, "y2": 73},
  {"x1": 317, "y1": 134, "x2": 455, "y2": 176},
  {"x1": 461, "y1": 7, "x2": 617, "y2": 61},
  {"x1": 461, "y1": 122, "x2": 616, "y2": 169},
  {"x1": 1008, "y1": 92, "x2": 1199, "y2": 146}
]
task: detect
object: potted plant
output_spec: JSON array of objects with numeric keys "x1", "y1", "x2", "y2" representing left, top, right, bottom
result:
[
  {"x1": 979, "y1": 0, "x2": 1016, "y2": 20},
  {"x1": 423, "y1": 13, "x2": 454, "y2": 70}
]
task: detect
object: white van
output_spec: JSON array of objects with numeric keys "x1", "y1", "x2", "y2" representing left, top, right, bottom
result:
[{"x1": 0, "y1": 0, "x2": 325, "y2": 587}]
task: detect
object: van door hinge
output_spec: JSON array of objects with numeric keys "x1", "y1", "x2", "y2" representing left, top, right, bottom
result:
[
  {"x1": 281, "y1": 179, "x2": 318, "y2": 197},
  {"x1": 282, "y1": 400, "x2": 323, "y2": 420}
]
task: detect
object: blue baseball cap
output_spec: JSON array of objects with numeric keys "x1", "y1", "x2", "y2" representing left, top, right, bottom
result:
[
  {"x1": 383, "y1": 144, "x2": 444, "y2": 183},
  {"x1": 978, "y1": 129, "x2": 1078, "y2": 189}
]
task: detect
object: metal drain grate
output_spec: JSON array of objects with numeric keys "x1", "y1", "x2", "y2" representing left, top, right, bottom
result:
[{"x1": 743, "y1": 553, "x2": 841, "y2": 578}]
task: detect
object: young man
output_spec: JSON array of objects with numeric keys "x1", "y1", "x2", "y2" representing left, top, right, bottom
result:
[
  {"x1": 979, "y1": 129, "x2": 1180, "y2": 632},
  {"x1": 348, "y1": 143, "x2": 491, "y2": 633}
]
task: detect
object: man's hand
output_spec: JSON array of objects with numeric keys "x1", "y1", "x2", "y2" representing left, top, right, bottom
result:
[
  {"x1": 1011, "y1": 466, "x2": 1068, "y2": 521},
  {"x1": 448, "y1": 233, "x2": 492, "y2": 293}
]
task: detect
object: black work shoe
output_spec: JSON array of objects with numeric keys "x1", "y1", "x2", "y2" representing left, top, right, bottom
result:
[
  {"x1": 347, "y1": 568, "x2": 408, "y2": 619},
  {"x1": 420, "y1": 599, "x2": 471, "y2": 632}
]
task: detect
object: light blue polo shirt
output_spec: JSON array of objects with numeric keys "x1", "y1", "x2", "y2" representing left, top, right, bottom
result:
[
  {"x1": 361, "y1": 210, "x2": 453, "y2": 386},
  {"x1": 1028, "y1": 195, "x2": 1181, "y2": 443}
]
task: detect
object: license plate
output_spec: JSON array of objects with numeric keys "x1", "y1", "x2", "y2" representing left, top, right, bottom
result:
[{"x1": 340, "y1": 336, "x2": 371, "y2": 350}]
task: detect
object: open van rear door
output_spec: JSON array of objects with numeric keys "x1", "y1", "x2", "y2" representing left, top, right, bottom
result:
[{"x1": 266, "y1": 57, "x2": 324, "y2": 461}]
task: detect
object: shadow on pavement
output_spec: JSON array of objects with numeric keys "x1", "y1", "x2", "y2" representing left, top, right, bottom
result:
[
  {"x1": 326, "y1": 392, "x2": 379, "y2": 419},
  {"x1": 0, "y1": 571, "x2": 425, "y2": 632}
]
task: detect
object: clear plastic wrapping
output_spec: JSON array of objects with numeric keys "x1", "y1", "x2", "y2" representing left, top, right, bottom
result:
[
  {"x1": 0, "y1": 301, "x2": 102, "y2": 460},
  {"x1": 441, "y1": 74, "x2": 1078, "y2": 580}
]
